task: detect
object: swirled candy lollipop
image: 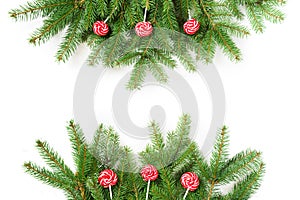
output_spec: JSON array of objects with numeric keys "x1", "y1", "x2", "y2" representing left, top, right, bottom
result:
[
  {"x1": 93, "y1": 21, "x2": 109, "y2": 36},
  {"x1": 141, "y1": 164, "x2": 159, "y2": 200},
  {"x1": 180, "y1": 172, "x2": 200, "y2": 199},
  {"x1": 183, "y1": 18, "x2": 200, "y2": 35},
  {"x1": 98, "y1": 169, "x2": 118, "y2": 199}
]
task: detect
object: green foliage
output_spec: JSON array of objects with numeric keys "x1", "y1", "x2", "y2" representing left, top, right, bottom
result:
[
  {"x1": 24, "y1": 116, "x2": 265, "y2": 199},
  {"x1": 24, "y1": 120, "x2": 98, "y2": 200},
  {"x1": 10, "y1": 0, "x2": 285, "y2": 88}
]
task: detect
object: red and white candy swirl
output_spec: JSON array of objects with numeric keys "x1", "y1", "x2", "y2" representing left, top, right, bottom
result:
[
  {"x1": 93, "y1": 21, "x2": 109, "y2": 36},
  {"x1": 98, "y1": 169, "x2": 118, "y2": 188},
  {"x1": 183, "y1": 18, "x2": 200, "y2": 35},
  {"x1": 180, "y1": 172, "x2": 199, "y2": 191},
  {"x1": 135, "y1": 22, "x2": 153, "y2": 37},
  {"x1": 141, "y1": 164, "x2": 159, "y2": 181}
]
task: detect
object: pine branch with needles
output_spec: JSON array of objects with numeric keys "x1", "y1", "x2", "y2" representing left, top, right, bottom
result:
[
  {"x1": 24, "y1": 116, "x2": 265, "y2": 199},
  {"x1": 10, "y1": 0, "x2": 285, "y2": 89}
]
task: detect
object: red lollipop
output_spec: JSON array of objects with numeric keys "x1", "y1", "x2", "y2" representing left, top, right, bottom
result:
[
  {"x1": 141, "y1": 164, "x2": 159, "y2": 181},
  {"x1": 141, "y1": 165, "x2": 159, "y2": 200},
  {"x1": 93, "y1": 21, "x2": 109, "y2": 36},
  {"x1": 135, "y1": 22, "x2": 153, "y2": 37},
  {"x1": 98, "y1": 169, "x2": 118, "y2": 199},
  {"x1": 183, "y1": 18, "x2": 200, "y2": 35},
  {"x1": 180, "y1": 172, "x2": 200, "y2": 199}
]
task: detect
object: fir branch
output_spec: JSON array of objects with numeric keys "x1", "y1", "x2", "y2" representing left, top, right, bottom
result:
[
  {"x1": 216, "y1": 22, "x2": 250, "y2": 38},
  {"x1": 29, "y1": 7, "x2": 76, "y2": 45},
  {"x1": 107, "y1": 0, "x2": 124, "y2": 22},
  {"x1": 76, "y1": 145, "x2": 89, "y2": 180},
  {"x1": 246, "y1": 5, "x2": 265, "y2": 33},
  {"x1": 35, "y1": 140, "x2": 75, "y2": 180},
  {"x1": 9, "y1": 1, "x2": 74, "y2": 21},
  {"x1": 166, "y1": 114, "x2": 192, "y2": 163},
  {"x1": 87, "y1": 37, "x2": 107, "y2": 65},
  {"x1": 201, "y1": 29, "x2": 216, "y2": 63},
  {"x1": 24, "y1": 162, "x2": 80, "y2": 198},
  {"x1": 210, "y1": 126, "x2": 229, "y2": 179},
  {"x1": 150, "y1": 49, "x2": 177, "y2": 69},
  {"x1": 156, "y1": 166, "x2": 177, "y2": 200},
  {"x1": 148, "y1": 121, "x2": 166, "y2": 151},
  {"x1": 146, "y1": 57, "x2": 170, "y2": 83},
  {"x1": 219, "y1": 150, "x2": 262, "y2": 184},
  {"x1": 56, "y1": 11, "x2": 83, "y2": 62},
  {"x1": 226, "y1": 163, "x2": 266, "y2": 200},
  {"x1": 207, "y1": 179, "x2": 216, "y2": 200},
  {"x1": 90, "y1": 125, "x2": 124, "y2": 168},
  {"x1": 193, "y1": 146, "x2": 211, "y2": 180},
  {"x1": 127, "y1": 57, "x2": 148, "y2": 90},
  {"x1": 103, "y1": 20, "x2": 126, "y2": 66},
  {"x1": 24, "y1": 162, "x2": 69, "y2": 188},
  {"x1": 114, "y1": 51, "x2": 142, "y2": 66},
  {"x1": 24, "y1": 117, "x2": 266, "y2": 199},
  {"x1": 10, "y1": 0, "x2": 285, "y2": 69},
  {"x1": 95, "y1": 0, "x2": 108, "y2": 18},
  {"x1": 86, "y1": 178, "x2": 105, "y2": 199},
  {"x1": 160, "y1": 0, "x2": 179, "y2": 30},
  {"x1": 213, "y1": 28, "x2": 242, "y2": 61},
  {"x1": 171, "y1": 142, "x2": 198, "y2": 176},
  {"x1": 117, "y1": 147, "x2": 140, "y2": 199},
  {"x1": 67, "y1": 120, "x2": 85, "y2": 161},
  {"x1": 260, "y1": 4, "x2": 285, "y2": 23}
]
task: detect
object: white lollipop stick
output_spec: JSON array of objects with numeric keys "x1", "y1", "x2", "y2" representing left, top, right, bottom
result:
[
  {"x1": 144, "y1": 0, "x2": 150, "y2": 22},
  {"x1": 104, "y1": 7, "x2": 118, "y2": 23},
  {"x1": 143, "y1": 8, "x2": 148, "y2": 22},
  {"x1": 183, "y1": 188, "x2": 189, "y2": 200},
  {"x1": 109, "y1": 185, "x2": 113, "y2": 200},
  {"x1": 146, "y1": 180, "x2": 151, "y2": 200},
  {"x1": 188, "y1": 9, "x2": 192, "y2": 20}
]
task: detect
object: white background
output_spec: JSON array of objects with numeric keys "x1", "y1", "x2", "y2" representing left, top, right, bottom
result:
[{"x1": 1, "y1": 1, "x2": 300, "y2": 199}]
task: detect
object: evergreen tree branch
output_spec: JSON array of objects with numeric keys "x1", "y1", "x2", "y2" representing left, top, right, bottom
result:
[
  {"x1": 24, "y1": 162, "x2": 68, "y2": 187},
  {"x1": 83, "y1": 0, "x2": 96, "y2": 30},
  {"x1": 77, "y1": 145, "x2": 88, "y2": 180},
  {"x1": 219, "y1": 150, "x2": 262, "y2": 183},
  {"x1": 67, "y1": 120, "x2": 85, "y2": 161},
  {"x1": 148, "y1": 121, "x2": 166, "y2": 151},
  {"x1": 193, "y1": 146, "x2": 211, "y2": 180},
  {"x1": 35, "y1": 140, "x2": 75, "y2": 180},
  {"x1": 29, "y1": 7, "x2": 76, "y2": 44},
  {"x1": 9, "y1": 1, "x2": 74, "y2": 20},
  {"x1": 10, "y1": 0, "x2": 285, "y2": 68},
  {"x1": 246, "y1": 5, "x2": 265, "y2": 33},
  {"x1": 210, "y1": 126, "x2": 229, "y2": 179},
  {"x1": 260, "y1": 4, "x2": 284, "y2": 23},
  {"x1": 87, "y1": 37, "x2": 107, "y2": 65},
  {"x1": 24, "y1": 162, "x2": 80, "y2": 198},
  {"x1": 207, "y1": 179, "x2": 216, "y2": 200},
  {"x1": 213, "y1": 28, "x2": 242, "y2": 61},
  {"x1": 56, "y1": 11, "x2": 83, "y2": 62},
  {"x1": 171, "y1": 142, "x2": 198, "y2": 176},
  {"x1": 23, "y1": 117, "x2": 266, "y2": 199},
  {"x1": 86, "y1": 178, "x2": 105, "y2": 199},
  {"x1": 166, "y1": 114, "x2": 192, "y2": 163},
  {"x1": 226, "y1": 163, "x2": 265, "y2": 200},
  {"x1": 127, "y1": 58, "x2": 148, "y2": 90}
]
